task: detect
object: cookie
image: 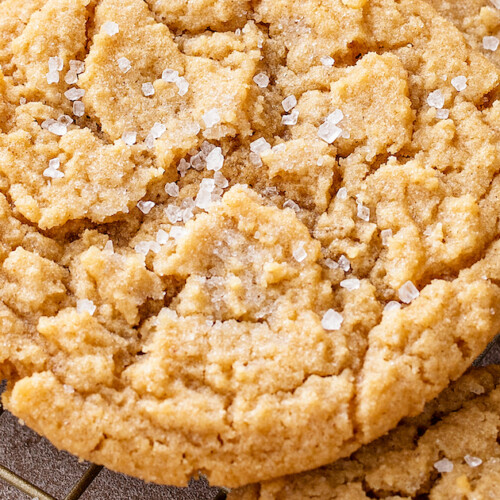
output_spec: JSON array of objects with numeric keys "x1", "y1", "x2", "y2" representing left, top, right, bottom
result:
[
  {"x1": 1, "y1": 0, "x2": 500, "y2": 488},
  {"x1": 428, "y1": 0, "x2": 500, "y2": 67},
  {"x1": 229, "y1": 366, "x2": 500, "y2": 499}
]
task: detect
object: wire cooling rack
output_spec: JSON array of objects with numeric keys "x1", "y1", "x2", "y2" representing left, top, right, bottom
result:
[{"x1": 1, "y1": 334, "x2": 499, "y2": 499}]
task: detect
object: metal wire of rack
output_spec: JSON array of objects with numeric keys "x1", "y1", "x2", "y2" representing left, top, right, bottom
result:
[{"x1": 0, "y1": 381, "x2": 227, "y2": 500}]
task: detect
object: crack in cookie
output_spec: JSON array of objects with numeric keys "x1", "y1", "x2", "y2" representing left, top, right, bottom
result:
[
  {"x1": 1, "y1": 0, "x2": 500, "y2": 489},
  {"x1": 228, "y1": 366, "x2": 500, "y2": 499}
]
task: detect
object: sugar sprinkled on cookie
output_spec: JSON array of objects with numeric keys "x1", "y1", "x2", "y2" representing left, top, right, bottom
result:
[
  {"x1": 398, "y1": 281, "x2": 420, "y2": 304},
  {"x1": 228, "y1": 367, "x2": 500, "y2": 499},
  {"x1": 451, "y1": 75, "x2": 467, "y2": 91},
  {"x1": 427, "y1": 89, "x2": 445, "y2": 108},
  {"x1": 1, "y1": 0, "x2": 500, "y2": 491},
  {"x1": 76, "y1": 299, "x2": 97, "y2": 316},
  {"x1": 102, "y1": 21, "x2": 119, "y2": 36},
  {"x1": 321, "y1": 309, "x2": 343, "y2": 330},
  {"x1": 117, "y1": 56, "x2": 131, "y2": 73},
  {"x1": 202, "y1": 108, "x2": 221, "y2": 128},
  {"x1": 253, "y1": 72, "x2": 270, "y2": 88},
  {"x1": 483, "y1": 36, "x2": 499, "y2": 51}
]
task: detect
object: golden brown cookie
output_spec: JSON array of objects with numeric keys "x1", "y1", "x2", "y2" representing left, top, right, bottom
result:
[
  {"x1": 229, "y1": 366, "x2": 500, "y2": 500},
  {"x1": 428, "y1": 0, "x2": 500, "y2": 67},
  {"x1": 2, "y1": 0, "x2": 500, "y2": 488}
]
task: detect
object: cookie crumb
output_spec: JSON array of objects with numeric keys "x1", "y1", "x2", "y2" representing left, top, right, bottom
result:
[
  {"x1": 170, "y1": 226, "x2": 187, "y2": 240},
  {"x1": 470, "y1": 383, "x2": 485, "y2": 395}
]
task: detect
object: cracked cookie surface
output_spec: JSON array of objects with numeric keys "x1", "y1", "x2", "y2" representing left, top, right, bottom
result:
[
  {"x1": 429, "y1": 0, "x2": 500, "y2": 68},
  {"x1": 229, "y1": 366, "x2": 500, "y2": 499},
  {"x1": 2, "y1": 0, "x2": 500, "y2": 488}
]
